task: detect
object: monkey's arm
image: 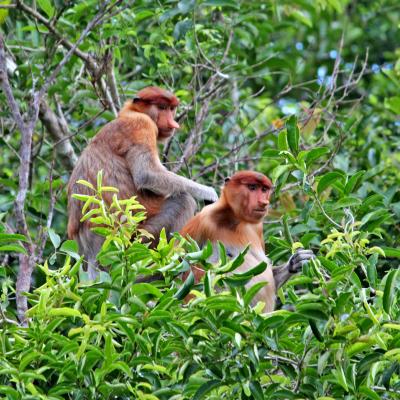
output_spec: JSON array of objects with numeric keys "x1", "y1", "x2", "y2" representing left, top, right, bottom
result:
[
  {"x1": 272, "y1": 249, "x2": 314, "y2": 289},
  {"x1": 126, "y1": 146, "x2": 218, "y2": 202}
]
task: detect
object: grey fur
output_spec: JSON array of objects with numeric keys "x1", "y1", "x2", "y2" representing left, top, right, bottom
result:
[
  {"x1": 126, "y1": 146, "x2": 218, "y2": 202},
  {"x1": 273, "y1": 249, "x2": 315, "y2": 288}
]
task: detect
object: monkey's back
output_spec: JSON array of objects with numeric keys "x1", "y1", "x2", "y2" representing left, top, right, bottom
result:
[{"x1": 67, "y1": 116, "x2": 163, "y2": 240}]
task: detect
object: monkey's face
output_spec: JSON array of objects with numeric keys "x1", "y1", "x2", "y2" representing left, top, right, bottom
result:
[
  {"x1": 243, "y1": 182, "x2": 271, "y2": 223},
  {"x1": 227, "y1": 181, "x2": 272, "y2": 224},
  {"x1": 151, "y1": 104, "x2": 180, "y2": 140}
]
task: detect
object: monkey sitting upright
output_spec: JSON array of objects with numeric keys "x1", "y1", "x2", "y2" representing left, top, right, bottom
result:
[
  {"x1": 180, "y1": 170, "x2": 314, "y2": 312},
  {"x1": 68, "y1": 86, "x2": 218, "y2": 279}
]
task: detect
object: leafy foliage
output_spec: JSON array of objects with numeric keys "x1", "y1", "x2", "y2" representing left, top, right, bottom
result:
[{"x1": 1, "y1": 178, "x2": 399, "y2": 398}]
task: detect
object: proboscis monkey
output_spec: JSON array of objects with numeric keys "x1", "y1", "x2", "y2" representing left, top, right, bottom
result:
[
  {"x1": 180, "y1": 170, "x2": 314, "y2": 312},
  {"x1": 68, "y1": 86, "x2": 218, "y2": 279}
]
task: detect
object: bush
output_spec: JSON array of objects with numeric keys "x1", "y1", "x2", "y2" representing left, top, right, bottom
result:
[{"x1": 1, "y1": 178, "x2": 399, "y2": 399}]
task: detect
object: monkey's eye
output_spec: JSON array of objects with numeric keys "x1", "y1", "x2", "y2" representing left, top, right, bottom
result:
[
  {"x1": 158, "y1": 104, "x2": 168, "y2": 110},
  {"x1": 247, "y1": 184, "x2": 257, "y2": 191},
  {"x1": 261, "y1": 186, "x2": 270, "y2": 193}
]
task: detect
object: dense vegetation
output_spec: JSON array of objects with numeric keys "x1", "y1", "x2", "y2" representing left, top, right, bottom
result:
[{"x1": 0, "y1": 0, "x2": 399, "y2": 398}]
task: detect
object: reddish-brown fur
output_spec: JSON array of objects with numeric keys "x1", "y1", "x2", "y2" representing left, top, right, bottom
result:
[
  {"x1": 68, "y1": 102, "x2": 161, "y2": 240},
  {"x1": 67, "y1": 87, "x2": 217, "y2": 278},
  {"x1": 180, "y1": 171, "x2": 277, "y2": 311},
  {"x1": 181, "y1": 171, "x2": 272, "y2": 246},
  {"x1": 181, "y1": 170, "x2": 314, "y2": 312}
]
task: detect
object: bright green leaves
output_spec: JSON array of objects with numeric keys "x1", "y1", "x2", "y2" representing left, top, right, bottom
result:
[
  {"x1": 0, "y1": 0, "x2": 10, "y2": 24},
  {"x1": 37, "y1": 0, "x2": 55, "y2": 18},
  {"x1": 270, "y1": 116, "x2": 330, "y2": 191},
  {"x1": 383, "y1": 268, "x2": 400, "y2": 315},
  {"x1": 286, "y1": 115, "x2": 300, "y2": 155},
  {"x1": 384, "y1": 96, "x2": 400, "y2": 114},
  {"x1": 0, "y1": 233, "x2": 28, "y2": 255},
  {"x1": 48, "y1": 227, "x2": 61, "y2": 249},
  {"x1": 317, "y1": 171, "x2": 344, "y2": 195}
]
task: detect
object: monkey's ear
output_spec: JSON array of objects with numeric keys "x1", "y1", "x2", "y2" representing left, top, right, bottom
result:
[{"x1": 224, "y1": 177, "x2": 231, "y2": 184}]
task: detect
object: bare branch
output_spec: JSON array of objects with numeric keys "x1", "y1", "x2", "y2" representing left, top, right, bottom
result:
[
  {"x1": 39, "y1": 101, "x2": 77, "y2": 170},
  {"x1": 17, "y1": 0, "x2": 123, "y2": 114},
  {"x1": 37, "y1": 1, "x2": 119, "y2": 105},
  {"x1": 0, "y1": 35, "x2": 31, "y2": 239},
  {"x1": 1, "y1": 1, "x2": 124, "y2": 323},
  {"x1": 0, "y1": 3, "x2": 16, "y2": 8}
]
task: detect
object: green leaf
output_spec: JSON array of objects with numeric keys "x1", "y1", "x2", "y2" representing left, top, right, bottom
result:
[
  {"x1": 37, "y1": 0, "x2": 54, "y2": 18},
  {"x1": 304, "y1": 147, "x2": 329, "y2": 165},
  {"x1": 72, "y1": 194, "x2": 91, "y2": 201},
  {"x1": 0, "y1": 244, "x2": 27, "y2": 254},
  {"x1": 380, "y1": 246, "x2": 400, "y2": 258},
  {"x1": 263, "y1": 149, "x2": 283, "y2": 158},
  {"x1": 99, "y1": 186, "x2": 119, "y2": 192},
  {"x1": 359, "y1": 386, "x2": 381, "y2": 400},
  {"x1": 60, "y1": 240, "x2": 80, "y2": 260},
  {"x1": 291, "y1": 10, "x2": 312, "y2": 27},
  {"x1": 0, "y1": 0, "x2": 10, "y2": 25},
  {"x1": 249, "y1": 381, "x2": 264, "y2": 400},
  {"x1": 317, "y1": 171, "x2": 344, "y2": 195},
  {"x1": 20, "y1": 351, "x2": 40, "y2": 371},
  {"x1": 0, "y1": 233, "x2": 28, "y2": 243},
  {"x1": 333, "y1": 363, "x2": 348, "y2": 392},
  {"x1": 271, "y1": 164, "x2": 292, "y2": 184},
  {"x1": 76, "y1": 179, "x2": 95, "y2": 190},
  {"x1": 286, "y1": 115, "x2": 300, "y2": 154},
  {"x1": 344, "y1": 171, "x2": 364, "y2": 194},
  {"x1": 232, "y1": 261, "x2": 267, "y2": 278},
  {"x1": 107, "y1": 361, "x2": 133, "y2": 378},
  {"x1": 385, "y1": 96, "x2": 400, "y2": 114},
  {"x1": 193, "y1": 380, "x2": 222, "y2": 400},
  {"x1": 48, "y1": 308, "x2": 82, "y2": 318},
  {"x1": 217, "y1": 246, "x2": 249, "y2": 273},
  {"x1": 177, "y1": 0, "x2": 196, "y2": 14},
  {"x1": 48, "y1": 228, "x2": 61, "y2": 249},
  {"x1": 173, "y1": 19, "x2": 192, "y2": 40},
  {"x1": 347, "y1": 342, "x2": 371, "y2": 357},
  {"x1": 132, "y1": 283, "x2": 163, "y2": 298},
  {"x1": 309, "y1": 319, "x2": 324, "y2": 342},
  {"x1": 244, "y1": 281, "x2": 268, "y2": 306},
  {"x1": 296, "y1": 303, "x2": 328, "y2": 320},
  {"x1": 0, "y1": 386, "x2": 19, "y2": 397},
  {"x1": 383, "y1": 268, "x2": 399, "y2": 315},
  {"x1": 174, "y1": 270, "x2": 194, "y2": 300},
  {"x1": 204, "y1": 295, "x2": 241, "y2": 312},
  {"x1": 278, "y1": 130, "x2": 289, "y2": 151},
  {"x1": 332, "y1": 196, "x2": 362, "y2": 209}
]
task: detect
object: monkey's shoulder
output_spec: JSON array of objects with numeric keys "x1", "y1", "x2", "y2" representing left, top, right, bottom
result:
[{"x1": 93, "y1": 113, "x2": 157, "y2": 147}]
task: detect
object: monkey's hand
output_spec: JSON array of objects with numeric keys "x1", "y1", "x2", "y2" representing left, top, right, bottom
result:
[
  {"x1": 287, "y1": 249, "x2": 315, "y2": 273},
  {"x1": 200, "y1": 186, "x2": 218, "y2": 203},
  {"x1": 273, "y1": 249, "x2": 315, "y2": 288}
]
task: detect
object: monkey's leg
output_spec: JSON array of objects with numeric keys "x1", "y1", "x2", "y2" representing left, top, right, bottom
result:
[
  {"x1": 143, "y1": 192, "x2": 196, "y2": 239},
  {"x1": 77, "y1": 228, "x2": 104, "y2": 280}
]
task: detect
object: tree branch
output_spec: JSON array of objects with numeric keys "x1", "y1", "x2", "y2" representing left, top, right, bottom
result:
[{"x1": 39, "y1": 101, "x2": 77, "y2": 170}]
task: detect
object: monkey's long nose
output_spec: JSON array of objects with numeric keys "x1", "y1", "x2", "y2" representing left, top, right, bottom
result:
[
  {"x1": 259, "y1": 198, "x2": 269, "y2": 207},
  {"x1": 169, "y1": 118, "x2": 180, "y2": 129}
]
